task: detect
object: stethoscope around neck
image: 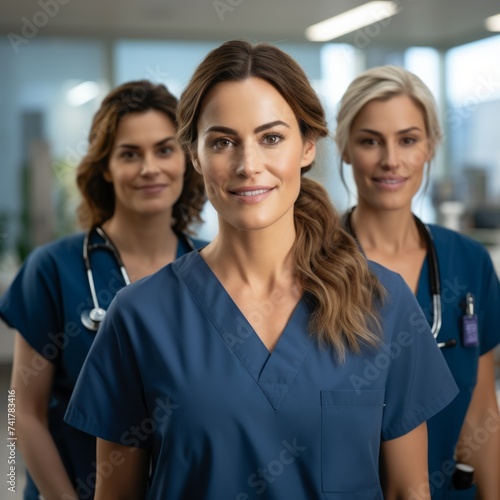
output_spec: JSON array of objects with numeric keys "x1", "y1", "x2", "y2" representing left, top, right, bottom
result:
[
  {"x1": 80, "y1": 226, "x2": 195, "y2": 332},
  {"x1": 343, "y1": 209, "x2": 456, "y2": 349},
  {"x1": 81, "y1": 225, "x2": 196, "y2": 331},
  {"x1": 81, "y1": 226, "x2": 131, "y2": 331}
]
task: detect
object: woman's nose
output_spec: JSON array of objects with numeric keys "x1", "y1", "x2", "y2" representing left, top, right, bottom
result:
[
  {"x1": 380, "y1": 143, "x2": 399, "y2": 169},
  {"x1": 140, "y1": 154, "x2": 161, "y2": 176},
  {"x1": 234, "y1": 144, "x2": 262, "y2": 177}
]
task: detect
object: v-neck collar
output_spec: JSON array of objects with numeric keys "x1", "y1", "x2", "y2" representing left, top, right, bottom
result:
[{"x1": 174, "y1": 251, "x2": 314, "y2": 410}]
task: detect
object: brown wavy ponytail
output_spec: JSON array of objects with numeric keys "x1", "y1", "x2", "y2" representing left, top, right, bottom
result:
[
  {"x1": 294, "y1": 177, "x2": 384, "y2": 359},
  {"x1": 177, "y1": 40, "x2": 384, "y2": 359}
]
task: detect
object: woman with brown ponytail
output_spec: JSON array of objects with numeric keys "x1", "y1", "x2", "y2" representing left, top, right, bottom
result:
[{"x1": 65, "y1": 40, "x2": 458, "y2": 499}]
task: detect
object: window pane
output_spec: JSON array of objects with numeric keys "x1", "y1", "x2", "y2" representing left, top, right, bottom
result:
[
  {"x1": 445, "y1": 35, "x2": 500, "y2": 206},
  {"x1": 0, "y1": 38, "x2": 107, "y2": 260}
]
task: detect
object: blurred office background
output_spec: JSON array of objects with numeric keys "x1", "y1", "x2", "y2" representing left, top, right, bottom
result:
[{"x1": 1, "y1": 1, "x2": 500, "y2": 495}]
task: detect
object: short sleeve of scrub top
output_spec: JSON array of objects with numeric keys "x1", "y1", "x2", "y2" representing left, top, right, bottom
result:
[
  {"x1": 0, "y1": 241, "x2": 73, "y2": 360},
  {"x1": 0, "y1": 232, "x2": 207, "y2": 500},
  {"x1": 0, "y1": 234, "x2": 93, "y2": 368},
  {"x1": 65, "y1": 251, "x2": 458, "y2": 499},
  {"x1": 0, "y1": 235, "x2": 103, "y2": 499}
]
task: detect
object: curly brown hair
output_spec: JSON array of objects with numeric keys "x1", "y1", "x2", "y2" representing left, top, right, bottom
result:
[{"x1": 76, "y1": 80, "x2": 205, "y2": 234}]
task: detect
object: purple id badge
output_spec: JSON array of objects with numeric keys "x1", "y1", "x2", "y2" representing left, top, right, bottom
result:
[
  {"x1": 462, "y1": 293, "x2": 479, "y2": 347},
  {"x1": 462, "y1": 314, "x2": 479, "y2": 347}
]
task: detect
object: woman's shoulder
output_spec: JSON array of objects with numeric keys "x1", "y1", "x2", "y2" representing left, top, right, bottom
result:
[
  {"x1": 366, "y1": 260, "x2": 419, "y2": 320},
  {"x1": 114, "y1": 251, "x2": 197, "y2": 308},
  {"x1": 0, "y1": 232, "x2": 86, "y2": 322},
  {"x1": 367, "y1": 259, "x2": 406, "y2": 292},
  {"x1": 427, "y1": 224, "x2": 489, "y2": 256},
  {"x1": 22, "y1": 232, "x2": 85, "y2": 269}
]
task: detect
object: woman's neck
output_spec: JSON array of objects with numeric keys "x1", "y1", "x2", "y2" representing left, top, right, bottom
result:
[
  {"x1": 101, "y1": 212, "x2": 178, "y2": 281},
  {"x1": 351, "y1": 204, "x2": 423, "y2": 255},
  {"x1": 202, "y1": 217, "x2": 297, "y2": 294},
  {"x1": 349, "y1": 204, "x2": 427, "y2": 294}
]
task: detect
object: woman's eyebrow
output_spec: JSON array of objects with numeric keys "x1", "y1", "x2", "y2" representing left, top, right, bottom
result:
[
  {"x1": 205, "y1": 120, "x2": 290, "y2": 135},
  {"x1": 356, "y1": 126, "x2": 422, "y2": 136},
  {"x1": 116, "y1": 136, "x2": 176, "y2": 149}
]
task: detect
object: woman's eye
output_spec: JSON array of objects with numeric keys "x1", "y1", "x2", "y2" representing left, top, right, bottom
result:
[
  {"x1": 263, "y1": 133, "x2": 284, "y2": 145},
  {"x1": 212, "y1": 138, "x2": 233, "y2": 150},
  {"x1": 361, "y1": 138, "x2": 377, "y2": 146},
  {"x1": 402, "y1": 137, "x2": 417, "y2": 145},
  {"x1": 121, "y1": 151, "x2": 139, "y2": 160},
  {"x1": 158, "y1": 146, "x2": 173, "y2": 156}
]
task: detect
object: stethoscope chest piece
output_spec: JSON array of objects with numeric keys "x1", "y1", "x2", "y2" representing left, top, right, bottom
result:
[{"x1": 81, "y1": 307, "x2": 106, "y2": 332}]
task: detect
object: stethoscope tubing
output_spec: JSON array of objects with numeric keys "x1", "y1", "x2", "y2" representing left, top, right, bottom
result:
[
  {"x1": 343, "y1": 209, "x2": 453, "y2": 348},
  {"x1": 85, "y1": 226, "x2": 131, "y2": 285},
  {"x1": 414, "y1": 216, "x2": 442, "y2": 339},
  {"x1": 81, "y1": 225, "x2": 195, "y2": 331}
]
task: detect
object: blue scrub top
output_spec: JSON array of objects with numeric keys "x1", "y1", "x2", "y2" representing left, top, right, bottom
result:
[
  {"x1": 66, "y1": 251, "x2": 458, "y2": 499},
  {"x1": 0, "y1": 230, "x2": 206, "y2": 500},
  {"x1": 416, "y1": 225, "x2": 500, "y2": 499}
]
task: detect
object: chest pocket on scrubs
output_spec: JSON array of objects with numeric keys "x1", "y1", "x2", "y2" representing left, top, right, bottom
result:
[{"x1": 321, "y1": 389, "x2": 385, "y2": 497}]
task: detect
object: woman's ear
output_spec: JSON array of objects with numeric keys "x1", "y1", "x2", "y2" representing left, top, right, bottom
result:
[
  {"x1": 342, "y1": 151, "x2": 351, "y2": 165},
  {"x1": 300, "y1": 139, "x2": 316, "y2": 168},
  {"x1": 426, "y1": 140, "x2": 435, "y2": 163},
  {"x1": 191, "y1": 155, "x2": 202, "y2": 174}
]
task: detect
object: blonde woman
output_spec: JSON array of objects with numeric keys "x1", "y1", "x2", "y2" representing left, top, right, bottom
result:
[{"x1": 338, "y1": 65, "x2": 500, "y2": 499}]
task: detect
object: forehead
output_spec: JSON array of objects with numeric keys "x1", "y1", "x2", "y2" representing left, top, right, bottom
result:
[
  {"x1": 197, "y1": 77, "x2": 298, "y2": 130},
  {"x1": 352, "y1": 95, "x2": 426, "y2": 130},
  {"x1": 115, "y1": 109, "x2": 175, "y2": 139}
]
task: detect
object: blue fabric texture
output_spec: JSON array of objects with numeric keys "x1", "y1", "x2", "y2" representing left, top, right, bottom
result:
[
  {"x1": 415, "y1": 225, "x2": 500, "y2": 499},
  {"x1": 0, "y1": 231, "x2": 205, "y2": 499},
  {"x1": 65, "y1": 251, "x2": 459, "y2": 499}
]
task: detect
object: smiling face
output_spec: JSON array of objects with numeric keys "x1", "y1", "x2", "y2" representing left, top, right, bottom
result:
[
  {"x1": 195, "y1": 77, "x2": 316, "y2": 233},
  {"x1": 105, "y1": 109, "x2": 186, "y2": 221},
  {"x1": 343, "y1": 94, "x2": 432, "y2": 213}
]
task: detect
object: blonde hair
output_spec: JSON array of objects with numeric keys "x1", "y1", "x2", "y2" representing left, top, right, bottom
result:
[{"x1": 177, "y1": 40, "x2": 384, "y2": 359}]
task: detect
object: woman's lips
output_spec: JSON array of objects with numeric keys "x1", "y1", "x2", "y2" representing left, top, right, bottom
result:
[
  {"x1": 137, "y1": 184, "x2": 167, "y2": 195},
  {"x1": 229, "y1": 186, "x2": 275, "y2": 203},
  {"x1": 372, "y1": 177, "x2": 407, "y2": 190}
]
